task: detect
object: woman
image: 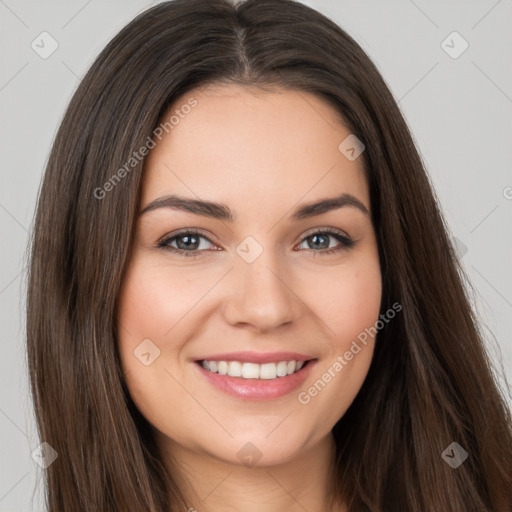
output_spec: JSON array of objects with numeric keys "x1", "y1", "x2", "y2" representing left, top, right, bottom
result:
[{"x1": 26, "y1": 0, "x2": 512, "y2": 510}]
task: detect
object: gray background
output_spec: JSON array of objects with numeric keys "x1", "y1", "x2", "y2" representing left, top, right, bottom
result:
[{"x1": 1, "y1": 0, "x2": 511, "y2": 509}]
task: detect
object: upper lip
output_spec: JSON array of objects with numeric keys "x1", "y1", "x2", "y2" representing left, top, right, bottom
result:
[{"x1": 196, "y1": 351, "x2": 315, "y2": 364}]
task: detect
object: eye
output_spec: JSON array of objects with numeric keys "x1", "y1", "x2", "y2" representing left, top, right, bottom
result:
[
  {"x1": 157, "y1": 230, "x2": 217, "y2": 257},
  {"x1": 295, "y1": 228, "x2": 354, "y2": 256}
]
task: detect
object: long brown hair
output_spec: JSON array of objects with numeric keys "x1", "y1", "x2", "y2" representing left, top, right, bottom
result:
[{"x1": 26, "y1": 0, "x2": 512, "y2": 510}]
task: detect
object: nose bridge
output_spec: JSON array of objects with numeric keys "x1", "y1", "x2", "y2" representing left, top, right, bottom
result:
[{"x1": 223, "y1": 235, "x2": 300, "y2": 331}]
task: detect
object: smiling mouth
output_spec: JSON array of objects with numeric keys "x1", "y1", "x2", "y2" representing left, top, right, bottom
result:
[{"x1": 196, "y1": 359, "x2": 314, "y2": 380}]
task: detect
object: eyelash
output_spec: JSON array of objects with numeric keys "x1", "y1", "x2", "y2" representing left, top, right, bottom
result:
[{"x1": 157, "y1": 228, "x2": 355, "y2": 258}]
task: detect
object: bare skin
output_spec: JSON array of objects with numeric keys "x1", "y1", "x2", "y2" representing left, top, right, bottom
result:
[{"x1": 117, "y1": 83, "x2": 382, "y2": 512}]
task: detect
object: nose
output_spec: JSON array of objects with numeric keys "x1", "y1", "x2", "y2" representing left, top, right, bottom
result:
[{"x1": 222, "y1": 248, "x2": 302, "y2": 333}]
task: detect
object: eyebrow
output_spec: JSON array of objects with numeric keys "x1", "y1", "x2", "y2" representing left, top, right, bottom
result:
[{"x1": 140, "y1": 193, "x2": 369, "y2": 221}]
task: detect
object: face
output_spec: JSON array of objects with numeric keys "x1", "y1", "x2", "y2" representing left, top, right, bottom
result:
[{"x1": 117, "y1": 83, "x2": 382, "y2": 468}]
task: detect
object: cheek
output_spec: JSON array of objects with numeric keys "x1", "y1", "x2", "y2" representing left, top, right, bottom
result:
[
  {"x1": 116, "y1": 259, "x2": 179, "y2": 392},
  {"x1": 295, "y1": 255, "x2": 381, "y2": 421},
  {"x1": 116, "y1": 260, "x2": 192, "y2": 436},
  {"x1": 311, "y1": 258, "x2": 382, "y2": 349},
  {"x1": 117, "y1": 257, "x2": 213, "y2": 356}
]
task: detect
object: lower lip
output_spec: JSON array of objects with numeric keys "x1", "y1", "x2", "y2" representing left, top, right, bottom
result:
[{"x1": 195, "y1": 360, "x2": 317, "y2": 401}]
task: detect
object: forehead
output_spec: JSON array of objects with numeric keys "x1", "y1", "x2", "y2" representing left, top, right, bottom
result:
[{"x1": 141, "y1": 84, "x2": 369, "y2": 216}]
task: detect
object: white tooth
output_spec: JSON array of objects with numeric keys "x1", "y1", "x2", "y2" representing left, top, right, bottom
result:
[
  {"x1": 217, "y1": 361, "x2": 228, "y2": 375},
  {"x1": 242, "y1": 362, "x2": 260, "y2": 379},
  {"x1": 228, "y1": 361, "x2": 242, "y2": 377},
  {"x1": 276, "y1": 361, "x2": 288, "y2": 377},
  {"x1": 260, "y1": 363, "x2": 277, "y2": 379},
  {"x1": 205, "y1": 360, "x2": 303, "y2": 379}
]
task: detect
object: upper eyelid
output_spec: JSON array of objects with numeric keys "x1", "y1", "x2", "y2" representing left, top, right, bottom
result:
[
  {"x1": 158, "y1": 228, "x2": 215, "y2": 246},
  {"x1": 299, "y1": 226, "x2": 351, "y2": 239}
]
